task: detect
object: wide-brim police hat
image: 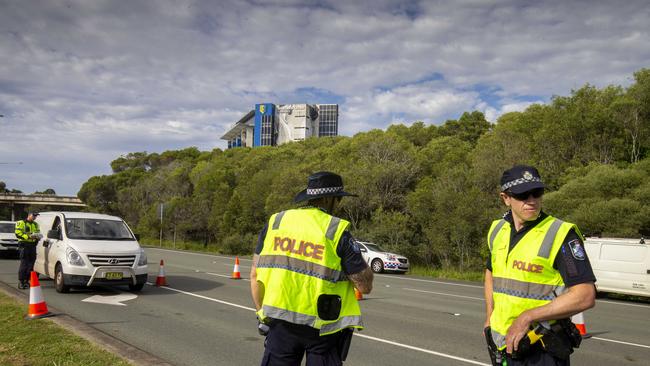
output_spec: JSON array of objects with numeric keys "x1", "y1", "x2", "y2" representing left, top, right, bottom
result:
[{"x1": 294, "y1": 171, "x2": 358, "y2": 203}]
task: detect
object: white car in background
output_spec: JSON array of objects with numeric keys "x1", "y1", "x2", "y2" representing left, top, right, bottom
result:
[
  {"x1": 0, "y1": 221, "x2": 19, "y2": 255},
  {"x1": 357, "y1": 241, "x2": 409, "y2": 274},
  {"x1": 34, "y1": 212, "x2": 148, "y2": 293}
]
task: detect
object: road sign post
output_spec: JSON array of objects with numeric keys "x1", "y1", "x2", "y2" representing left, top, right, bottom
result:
[{"x1": 159, "y1": 203, "x2": 164, "y2": 247}]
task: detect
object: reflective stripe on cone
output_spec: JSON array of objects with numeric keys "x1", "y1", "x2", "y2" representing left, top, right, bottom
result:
[
  {"x1": 232, "y1": 257, "x2": 241, "y2": 279},
  {"x1": 572, "y1": 312, "x2": 589, "y2": 338},
  {"x1": 156, "y1": 259, "x2": 168, "y2": 286},
  {"x1": 26, "y1": 271, "x2": 53, "y2": 320}
]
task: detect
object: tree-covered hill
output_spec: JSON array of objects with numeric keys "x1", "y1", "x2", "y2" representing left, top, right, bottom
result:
[{"x1": 78, "y1": 69, "x2": 650, "y2": 271}]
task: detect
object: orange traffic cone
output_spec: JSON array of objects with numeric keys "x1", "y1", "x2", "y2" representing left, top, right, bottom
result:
[
  {"x1": 354, "y1": 287, "x2": 363, "y2": 301},
  {"x1": 25, "y1": 271, "x2": 52, "y2": 320},
  {"x1": 232, "y1": 257, "x2": 241, "y2": 279},
  {"x1": 572, "y1": 312, "x2": 589, "y2": 338},
  {"x1": 155, "y1": 259, "x2": 168, "y2": 286}
]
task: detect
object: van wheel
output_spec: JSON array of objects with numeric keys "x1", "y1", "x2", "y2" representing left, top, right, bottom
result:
[
  {"x1": 54, "y1": 264, "x2": 70, "y2": 293},
  {"x1": 371, "y1": 259, "x2": 384, "y2": 273},
  {"x1": 128, "y1": 282, "x2": 145, "y2": 292}
]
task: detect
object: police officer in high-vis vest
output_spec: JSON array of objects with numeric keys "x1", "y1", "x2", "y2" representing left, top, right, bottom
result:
[
  {"x1": 484, "y1": 165, "x2": 596, "y2": 366},
  {"x1": 251, "y1": 171, "x2": 374, "y2": 366},
  {"x1": 15, "y1": 212, "x2": 41, "y2": 289}
]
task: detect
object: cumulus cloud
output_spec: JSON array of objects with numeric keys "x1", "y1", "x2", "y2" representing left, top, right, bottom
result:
[{"x1": 0, "y1": 0, "x2": 648, "y2": 194}]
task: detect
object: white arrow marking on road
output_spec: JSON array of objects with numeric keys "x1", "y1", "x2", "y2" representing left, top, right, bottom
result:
[{"x1": 82, "y1": 294, "x2": 137, "y2": 306}]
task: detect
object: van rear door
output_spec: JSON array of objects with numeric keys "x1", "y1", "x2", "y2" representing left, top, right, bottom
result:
[{"x1": 585, "y1": 238, "x2": 650, "y2": 297}]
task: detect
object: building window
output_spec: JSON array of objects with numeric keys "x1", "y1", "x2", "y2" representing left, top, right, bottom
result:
[
  {"x1": 261, "y1": 114, "x2": 275, "y2": 146},
  {"x1": 318, "y1": 105, "x2": 338, "y2": 137}
]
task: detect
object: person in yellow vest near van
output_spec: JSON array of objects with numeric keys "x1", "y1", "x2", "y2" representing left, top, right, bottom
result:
[
  {"x1": 250, "y1": 171, "x2": 374, "y2": 366},
  {"x1": 484, "y1": 165, "x2": 596, "y2": 366},
  {"x1": 15, "y1": 212, "x2": 41, "y2": 289}
]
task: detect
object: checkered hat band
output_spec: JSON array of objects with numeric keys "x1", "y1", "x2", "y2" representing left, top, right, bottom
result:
[
  {"x1": 307, "y1": 186, "x2": 343, "y2": 195},
  {"x1": 501, "y1": 177, "x2": 541, "y2": 191}
]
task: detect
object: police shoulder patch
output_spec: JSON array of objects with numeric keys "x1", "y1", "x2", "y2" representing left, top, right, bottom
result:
[
  {"x1": 568, "y1": 239, "x2": 586, "y2": 260},
  {"x1": 349, "y1": 238, "x2": 361, "y2": 254}
]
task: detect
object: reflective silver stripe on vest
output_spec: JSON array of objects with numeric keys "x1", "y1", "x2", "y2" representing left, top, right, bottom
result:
[
  {"x1": 262, "y1": 305, "x2": 362, "y2": 335},
  {"x1": 489, "y1": 219, "x2": 507, "y2": 251},
  {"x1": 326, "y1": 217, "x2": 341, "y2": 240},
  {"x1": 320, "y1": 315, "x2": 363, "y2": 334},
  {"x1": 263, "y1": 304, "x2": 317, "y2": 327},
  {"x1": 491, "y1": 328, "x2": 507, "y2": 349},
  {"x1": 493, "y1": 276, "x2": 565, "y2": 301},
  {"x1": 537, "y1": 219, "x2": 564, "y2": 258},
  {"x1": 272, "y1": 211, "x2": 287, "y2": 230},
  {"x1": 257, "y1": 254, "x2": 348, "y2": 283}
]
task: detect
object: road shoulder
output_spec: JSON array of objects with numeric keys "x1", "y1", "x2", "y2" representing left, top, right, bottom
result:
[{"x1": 0, "y1": 280, "x2": 173, "y2": 366}]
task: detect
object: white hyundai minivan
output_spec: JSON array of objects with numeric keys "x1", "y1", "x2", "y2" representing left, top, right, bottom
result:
[{"x1": 34, "y1": 211, "x2": 148, "y2": 293}]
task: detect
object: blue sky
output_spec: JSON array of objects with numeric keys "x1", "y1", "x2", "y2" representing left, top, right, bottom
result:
[{"x1": 1, "y1": 0, "x2": 649, "y2": 195}]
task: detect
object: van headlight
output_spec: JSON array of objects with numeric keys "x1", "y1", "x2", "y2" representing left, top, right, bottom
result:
[
  {"x1": 66, "y1": 248, "x2": 85, "y2": 266},
  {"x1": 138, "y1": 248, "x2": 147, "y2": 266}
]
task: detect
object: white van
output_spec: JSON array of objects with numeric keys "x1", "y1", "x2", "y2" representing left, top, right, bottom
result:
[
  {"x1": 584, "y1": 237, "x2": 649, "y2": 298},
  {"x1": 34, "y1": 212, "x2": 148, "y2": 293}
]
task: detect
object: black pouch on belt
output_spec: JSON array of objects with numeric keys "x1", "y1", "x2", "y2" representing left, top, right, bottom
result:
[
  {"x1": 555, "y1": 318, "x2": 582, "y2": 348},
  {"x1": 317, "y1": 294, "x2": 341, "y2": 321},
  {"x1": 540, "y1": 325, "x2": 573, "y2": 360}
]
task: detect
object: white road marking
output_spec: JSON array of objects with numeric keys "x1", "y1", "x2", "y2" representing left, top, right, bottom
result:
[
  {"x1": 403, "y1": 289, "x2": 650, "y2": 349},
  {"x1": 82, "y1": 294, "x2": 137, "y2": 306},
  {"x1": 591, "y1": 337, "x2": 650, "y2": 349},
  {"x1": 354, "y1": 333, "x2": 490, "y2": 366},
  {"x1": 146, "y1": 282, "x2": 256, "y2": 312},
  {"x1": 376, "y1": 274, "x2": 483, "y2": 288},
  {"x1": 146, "y1": 282, "x2": 491, "y2": 365},
  {"x1": 145, "y1": 247, "x2": 249, "y2": 261},
  {"x1": 206, "y1": 272, "x2": 250, "y2": 282},
  {"x1": 403, "y1": 287, "x2": 485, "y2": 301}
]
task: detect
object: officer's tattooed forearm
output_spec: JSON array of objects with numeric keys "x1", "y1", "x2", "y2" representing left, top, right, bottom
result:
[{"x1": 349, "y1": 267, "x2": 373, "y2": 294}]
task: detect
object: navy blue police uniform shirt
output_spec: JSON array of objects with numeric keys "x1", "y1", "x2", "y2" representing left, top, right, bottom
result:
[
  {"x1": 255, "y1": 219, "x2": 368, "y2": 275},
  {"x1": 486, "y1": 211, "x2": 596, "y2": 287}
]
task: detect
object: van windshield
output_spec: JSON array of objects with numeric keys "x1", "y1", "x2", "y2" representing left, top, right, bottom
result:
[
  {"x1": 0, "y1": 223, "x2": 15, "y2": 233},
  {"x1": 65, "y1": 219, "x2": 134, "y2": 240}
]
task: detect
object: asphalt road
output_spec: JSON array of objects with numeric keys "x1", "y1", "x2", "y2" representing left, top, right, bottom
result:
[{"x1": 0, "y1": 247, "x2": 649, "y2": 365}]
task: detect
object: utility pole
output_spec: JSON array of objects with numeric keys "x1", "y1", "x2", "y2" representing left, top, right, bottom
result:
[{"x1": 159, "y1": 203, "x2": 164, "y2": 247}]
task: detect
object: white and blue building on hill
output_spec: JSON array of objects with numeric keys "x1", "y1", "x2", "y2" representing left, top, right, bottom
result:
[{"x1": 221, "y1": 103, "x2": 338, "y2": 149}]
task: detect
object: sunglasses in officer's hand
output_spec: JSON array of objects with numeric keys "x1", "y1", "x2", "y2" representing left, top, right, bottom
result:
[{"x1": 507, "y1": 188, "x2": 545, "y2": 201}]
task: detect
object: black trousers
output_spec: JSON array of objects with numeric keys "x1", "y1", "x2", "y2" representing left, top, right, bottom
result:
[
  {"x1": 261, "y1": 320, "x2": 344, "y2": 366},
  {"x1": 18, "y1": 244, "x2": 37, "y2": 283}
]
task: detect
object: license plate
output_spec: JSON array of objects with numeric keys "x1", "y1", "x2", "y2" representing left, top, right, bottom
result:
[{"x1": 105, "y1": 272, "x2": 123, "y2": 280}]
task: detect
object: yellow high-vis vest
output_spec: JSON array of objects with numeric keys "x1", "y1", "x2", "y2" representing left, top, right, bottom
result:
[
  {"x1": 256, "y1": 207, "x2": 363, "y2": 336},
  {"x1": 487, "y1": 215, "x2": 581, "y2": 349},
  {"x1": 15, "y1": 220, "x2": 40, "y2": 244}
]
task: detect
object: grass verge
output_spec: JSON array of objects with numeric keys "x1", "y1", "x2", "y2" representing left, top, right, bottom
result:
[
  {"x1": 0, "y1": 291, "x2": 131, "y2": 366},
  {"x1": 402, "y1": 264, "x2": 484, "y2": 282}
]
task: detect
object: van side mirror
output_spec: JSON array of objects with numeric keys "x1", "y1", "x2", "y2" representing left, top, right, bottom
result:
[
  {"x1": 359, "y1": 247, "x2": 367, "y2": 253},
  {"x1": 134, "y1": 233, "x2": 141, "y2": 241},
  {"x1": 47, "y1": 229, "x2": 62, "y2": 241}
]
